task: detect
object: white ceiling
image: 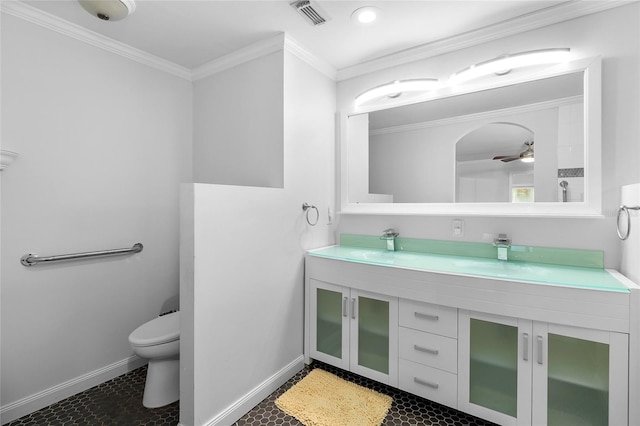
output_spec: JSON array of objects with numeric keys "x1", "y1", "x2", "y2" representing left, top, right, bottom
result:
[{"x1": 20, "y1": 0, "x2": 571, "y2": 74}]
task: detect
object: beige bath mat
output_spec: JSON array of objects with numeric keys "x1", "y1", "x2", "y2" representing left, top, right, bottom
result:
[{"x1": 275, "y1": 368, "x2": 392, "y2": 426}]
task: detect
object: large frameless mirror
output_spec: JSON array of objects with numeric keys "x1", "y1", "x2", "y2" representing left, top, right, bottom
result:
[{"x1": 340, "y1": 57, "x2": 601, "y2": 216}]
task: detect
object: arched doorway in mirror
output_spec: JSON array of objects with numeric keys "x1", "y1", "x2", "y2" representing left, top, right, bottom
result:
[{"x1": 455, "y1": 122, "x2": 535, "y2": 203}]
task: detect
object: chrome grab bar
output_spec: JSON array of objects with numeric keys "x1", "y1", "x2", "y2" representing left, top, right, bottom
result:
[
  {"x1": 617, "y1": 205, "x2": 640, "y2": 240},
  {"x1": 21, "y1": 242, "x2": 143, "y2": 267}
]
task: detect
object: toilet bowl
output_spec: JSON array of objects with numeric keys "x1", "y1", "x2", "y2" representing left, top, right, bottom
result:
[{"x1": 129, "y1": 311, "x2": 180, "y2": 408}]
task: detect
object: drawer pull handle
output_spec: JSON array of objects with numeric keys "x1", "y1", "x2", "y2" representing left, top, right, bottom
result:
[
  {"x1": 414, "y1": 377, "x2": 439, "y2": 389},
  {"x1": 414, "y1": 344, "x2": 439, "y2": 355},
  {"x1": 414, "y1": 312, "x2": 439, "y2": 321}
]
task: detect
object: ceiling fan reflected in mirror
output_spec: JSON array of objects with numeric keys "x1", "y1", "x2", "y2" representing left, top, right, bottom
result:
[{"x1": 493, "y1": 140, "x2": 534, "y2": 163}]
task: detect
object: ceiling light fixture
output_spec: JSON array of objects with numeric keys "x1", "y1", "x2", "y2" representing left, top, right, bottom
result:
[
  {"x1": 493, "y1": 140, "x2": 535, "y2": 163},
  {"x1": 450, "y1": 48, "x2": 571, "y2": 84},
  {"x1": 351, "y1": 6, "x2": 379, "y2": 25},
  {"x1": 355, "y1": 79, "x2": 439, "y2": 107},
  {"x1": 520, "y1": 141, "x2": 535, "y2": 163},
  {"x1": 78, "y1": 0, "x2": 136, "y2": 21}
]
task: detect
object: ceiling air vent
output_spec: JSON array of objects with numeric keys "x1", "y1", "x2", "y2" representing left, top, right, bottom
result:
[{"x1": 290, "y1": 0, "x2": 329, "y2": 26}]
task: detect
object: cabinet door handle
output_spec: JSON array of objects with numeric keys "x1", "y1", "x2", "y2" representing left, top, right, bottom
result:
[
  {"x1": 351, "y1": 298, "x2": 356, "y2": 319},
  {"x1": 523, "y1": 333, "x2": 529, "y2": 361},
  {"x1": 342, "y1": 297, "x2": 348, "y2": 317},
  {"x1": 414, "y1": 377, "x2": 439, "y2": 389},
  {"x1": 414, "y1": 312, "x2": 439, "y2": 321},
  {"x1": 414, "y1": 344, "x2": 439, "y2": 355},
  {"x1": 537, "y1": 335, "x2": 544, "y2": 365}
]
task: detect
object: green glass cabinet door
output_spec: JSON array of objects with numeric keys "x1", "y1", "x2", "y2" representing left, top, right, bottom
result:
[
  {"x1": 532, "y1": 323, "x2": 628, "y2": 426},
  {"x1": 316, "y1": 287, "x2": 344, "y2": 359},
  {"x1": 309, "y1": 280, "x2": 349, "y2": 370},
  {"x1": 547, "y1": 334, "x2": 608, "y2": 425},
  {"x1": 469, "y1": 318, "x2": 519, "y2": 417},
  {"x1": 350, "y1": 289, "x2": 398, "y2": 386},
  {"x1": 458, "y1": 311, "x2": 532, "y2": 426},
  {"x1": 357, "y1": 295, "x2": 390, "y2": 374}
]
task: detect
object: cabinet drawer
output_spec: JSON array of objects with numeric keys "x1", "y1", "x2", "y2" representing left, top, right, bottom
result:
[
  {"x1": 399, "y1": 359, "x2": 457, "y2": 408},
  {"x1": 399, "y1": 327, "x2": 457, "y2": 373},
  {"x1": 399, "y1": 299, "x2": 457, "y2": 337}
]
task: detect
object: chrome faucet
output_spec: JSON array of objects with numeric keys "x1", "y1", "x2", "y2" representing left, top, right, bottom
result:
[
  {"x1": 380, "y1": 229, "x2": 399, "y2": 251},
  {"x1": 493, "y1": 234, "x2": 511, "y2": 260}
]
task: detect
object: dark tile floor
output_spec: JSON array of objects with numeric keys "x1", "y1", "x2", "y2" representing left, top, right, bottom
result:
[
  {"x1": 4, "y1": 366, "x2": 179, "y2": 426},
  {"x1": 234, "y1": 362, "x2": 495, "y2": 426},
  {"x1": 5, "y1": 362, "x2": 495, "y2": 426}
]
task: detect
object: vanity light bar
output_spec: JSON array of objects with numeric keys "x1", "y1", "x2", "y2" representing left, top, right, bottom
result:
[
  {"x1": 449, "y1": 48, "x2": 571, "y2": 84},
  {"x1": 355, "y1": 48, "x2": 570, "y2": 106},
  {"x1": 355, "y1": 79, "x2": 439, "y2": 106}
]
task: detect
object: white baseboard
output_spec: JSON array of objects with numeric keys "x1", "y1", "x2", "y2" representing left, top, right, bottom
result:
[
  {"x1": 3, "y1": 355, "x2": 304, "y2": 426},
  {"x1": 181, "y1": 355, "x2": 304, "y2": 426},
  {"x1": 1, "y1": 355, "x2": 147, "y2": 425}
]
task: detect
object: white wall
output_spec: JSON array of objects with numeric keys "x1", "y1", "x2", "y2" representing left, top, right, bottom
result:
[
  {"x1": 193, "y1": 51, "x2": 284, "y2": 188},
  {"x1": 180, "y1": 47, "x2": 335, "y2": 426},
  {"x1": 1, "y1": 14, "x2": 192, "y2": 422},
  {"x1": 336, "y1": 4, "x2": 640, "y2": 270}
]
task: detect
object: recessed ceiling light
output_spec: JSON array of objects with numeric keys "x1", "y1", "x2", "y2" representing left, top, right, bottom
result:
[{"x1": 351, "y1": 6, "x2": 379, "y2": 25}]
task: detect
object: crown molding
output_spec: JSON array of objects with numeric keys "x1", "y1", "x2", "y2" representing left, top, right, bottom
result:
[
  {"x1": 0, "y1": 1, "x2": 192, "y2": 80},
  {"x1": 191, "y1": 33, "x2": 337, "y2": 82},
  {"x1": 336, "y1": 0, "x2": 632, "y2": 81},
  {"x1": 283, "y1": 34, "x2": 337, "y2": 81},
  {"x1": 2, "y1": 0, "x2": 632, "y2": 83},
  {"x1": 1, "y1": 2, "x2": 337, "y2": 83},
  {"x1": 191, "y1": 33, "x2": 286, "y2": 81}
]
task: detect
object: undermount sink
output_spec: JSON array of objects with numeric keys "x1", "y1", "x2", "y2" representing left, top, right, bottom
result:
[{"x1": 308, "y1": 245, "x2": 629, "y2": 292}]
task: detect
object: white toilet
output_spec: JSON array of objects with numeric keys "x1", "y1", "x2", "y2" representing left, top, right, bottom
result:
[{"x1": 129, "y1": 311, "x2": 180, "y2": 408}]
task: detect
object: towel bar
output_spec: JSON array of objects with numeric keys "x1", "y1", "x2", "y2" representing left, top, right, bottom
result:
[{"x1": 617, "y1": 206, "x2": 640, "y2": 240}]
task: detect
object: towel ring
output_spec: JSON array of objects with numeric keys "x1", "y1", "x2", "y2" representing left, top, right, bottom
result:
[
  {"x1": 617, "y1": 205, "x2": 640, "y2": 240},
  {"x1": 302, "y1": 202, "x2": 319, "y2": 226}
]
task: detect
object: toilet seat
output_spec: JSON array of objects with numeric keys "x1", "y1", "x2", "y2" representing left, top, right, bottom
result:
[{"x1": 129, "y1": 311, "x2": 179, "y2": 347}]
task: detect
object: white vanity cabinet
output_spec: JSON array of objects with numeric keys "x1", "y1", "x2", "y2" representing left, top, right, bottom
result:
[
  {"x1": 304, "y1": 249, "x2": 639, "y2": 425},
  {"x1": 309, "y1": 278, "x2": 399, "y2": 386},
  {"x1": 458, "y1": 311, "x2": 629, "y2": 426}
]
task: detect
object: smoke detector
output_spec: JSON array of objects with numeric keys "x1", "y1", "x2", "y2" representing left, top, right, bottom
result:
[
  {"x1": 290, "y1": 0, "x2": 329, "y2": 26},
  {"x1": 78, "y1": 0, "x2": 136, "y2": 21}
]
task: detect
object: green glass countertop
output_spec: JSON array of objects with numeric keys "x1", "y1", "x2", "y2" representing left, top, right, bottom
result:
[{"x1": 308, "y1": 245, "x2": 630, "y2": 293}]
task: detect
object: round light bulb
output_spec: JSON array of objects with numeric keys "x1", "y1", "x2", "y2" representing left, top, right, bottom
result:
[{"x1": 351, "y1": 7, "x2": 379, "y2": 25}]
